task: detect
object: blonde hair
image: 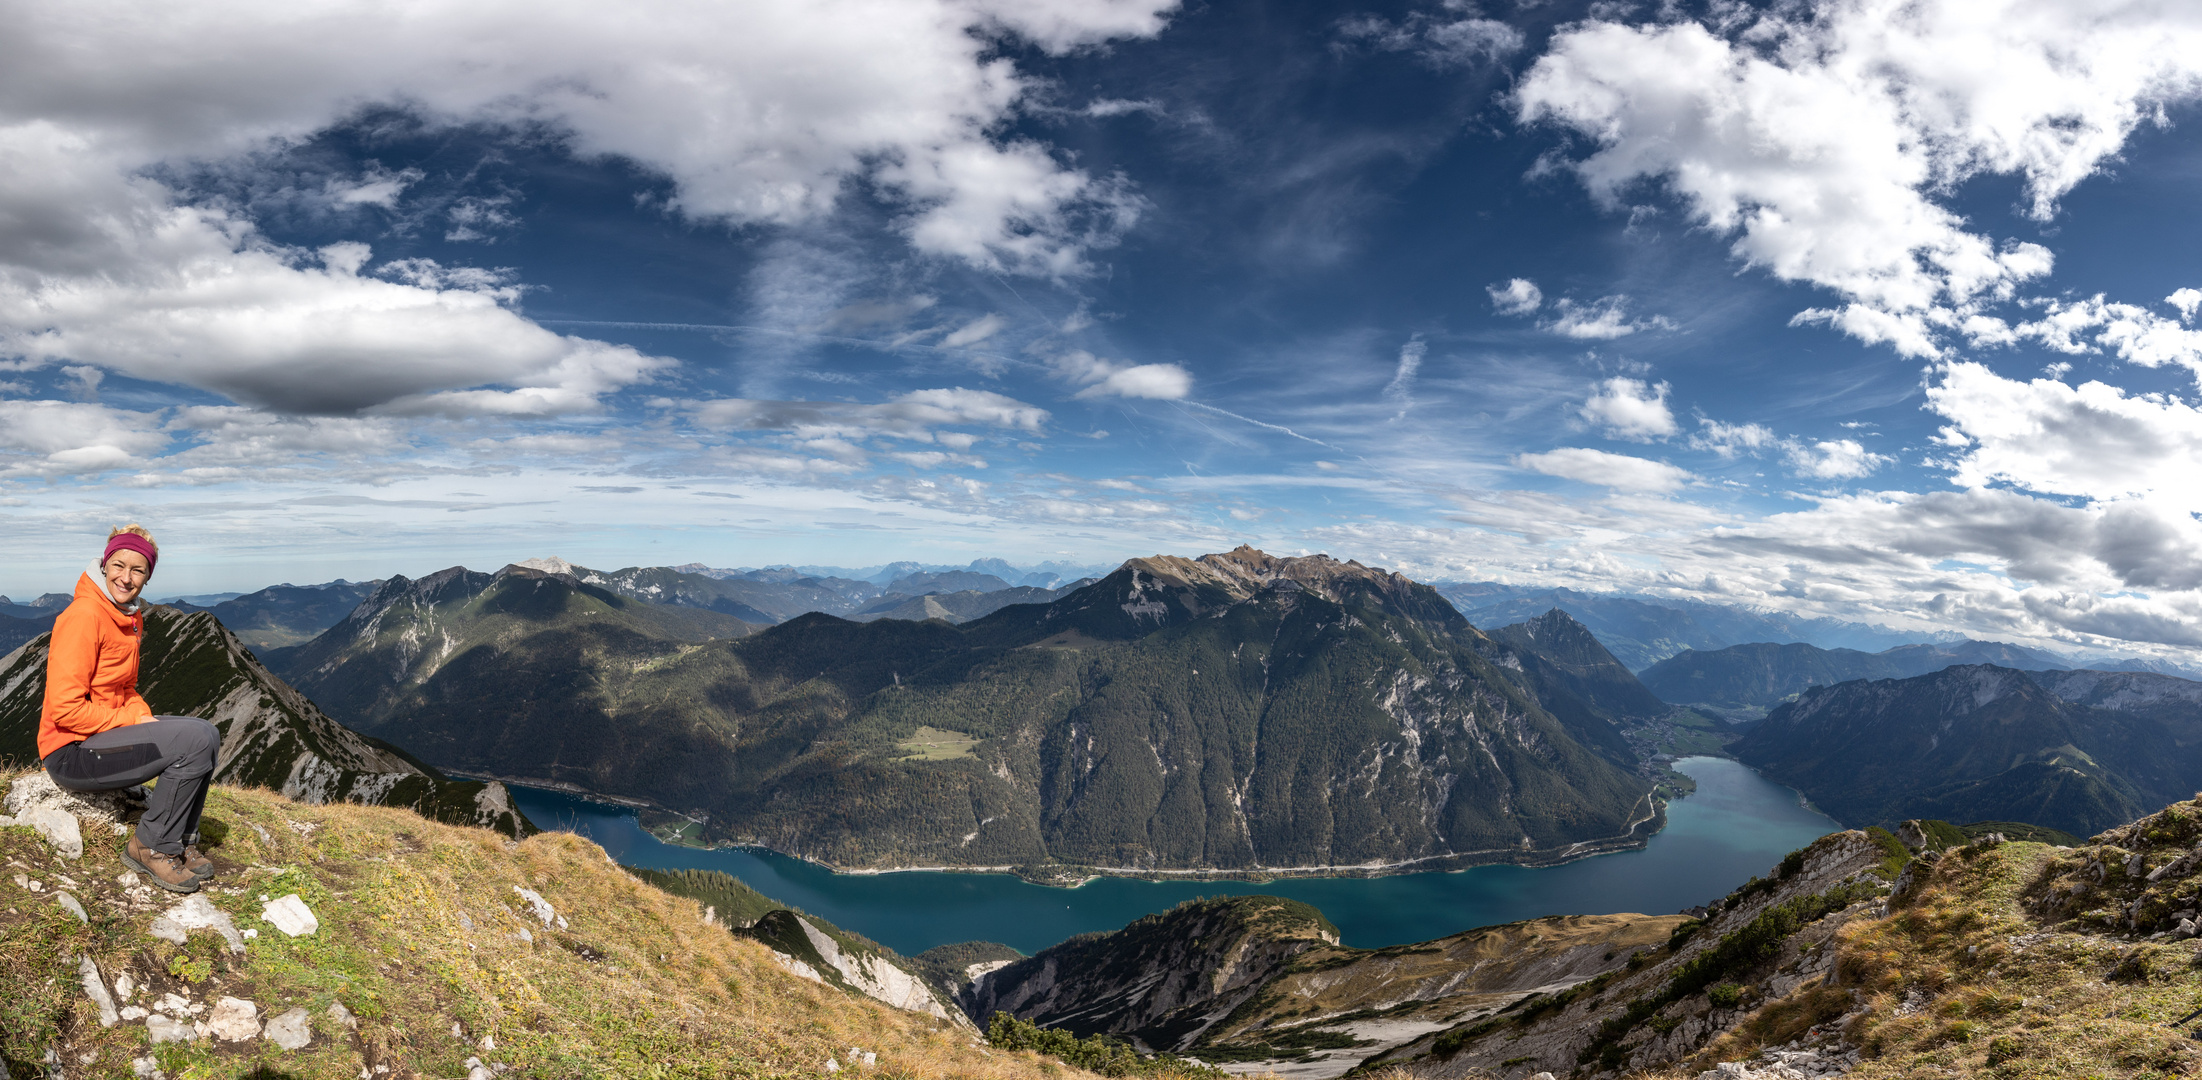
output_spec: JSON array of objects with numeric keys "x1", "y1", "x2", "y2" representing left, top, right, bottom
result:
[{"x1": 108, "y1": 523, "x2": 158, "y2": 554}]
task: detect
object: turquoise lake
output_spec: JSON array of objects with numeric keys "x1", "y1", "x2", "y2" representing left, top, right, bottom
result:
[{"x1": 505, "y1": 756, "x2": 1838, "y2": 957}]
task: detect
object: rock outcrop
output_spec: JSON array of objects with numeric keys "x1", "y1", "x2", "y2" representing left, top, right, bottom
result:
[{"x1": 742, "y1": 909, "x2": 969, "y2": 1027}]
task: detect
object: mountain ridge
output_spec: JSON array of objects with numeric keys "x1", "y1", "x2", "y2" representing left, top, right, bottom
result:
[
  {"x1": 276, "y1": 546, "x2": 1665, "y2": 879},
  {"x1": 1731, "y1": 663, "x2": 2202, "y2": 835},
  {"x1": 1641, "y1": 638, "x2": 2070, "y2": 709}
]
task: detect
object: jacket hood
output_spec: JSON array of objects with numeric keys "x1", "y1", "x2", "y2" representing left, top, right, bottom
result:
[{"x1": 77, "y1": 562, "x2": 144, "y2": 617}]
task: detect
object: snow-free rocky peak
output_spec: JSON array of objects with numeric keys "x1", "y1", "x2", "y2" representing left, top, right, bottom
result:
[{"x1": 1119, "y1": 546, "x2": 1422, "y2": 606}]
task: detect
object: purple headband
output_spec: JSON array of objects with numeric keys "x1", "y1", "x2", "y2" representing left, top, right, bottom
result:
[{"x1": 104, "y1": 533, "x2": 158, "y2": 574}]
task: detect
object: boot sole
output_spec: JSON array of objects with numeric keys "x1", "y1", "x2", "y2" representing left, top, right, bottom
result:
[{"x1": 122, "y1": 848, "x2": 201, "y2": 894}]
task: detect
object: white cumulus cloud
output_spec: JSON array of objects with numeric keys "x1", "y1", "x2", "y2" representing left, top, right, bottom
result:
[
  {"x1": 1928, "y1": 360, "x2": 2202, "y2": 511},
  {"x1": 1517, "y1": 0, "x2": 2202, "y2": 357},
  {"x1": 1577, "y1": 377, "x2": 1677, "y2": 441},
  {"x1": 1515, "y1": 447, "x2": 1693, "y2": 492},
  {"x1": 0, "y1": 400, "x2": 168, "y2": 476},
  {"x1": 1487, "y1": 277, "x2": 1542, "y2": 316},
  {"x1": 1052, "y1": 350, "x2": 1193, "y2": 400},
  {"x1": 1544, "y1": 295, "x2": 1668, "y2": 340},
  {"x1": 1784, "y1": 438, "x2": 1889, "y2": 480},
  {"x1": 0, "y1": 0, "x2": 1178, "y2": 418}
]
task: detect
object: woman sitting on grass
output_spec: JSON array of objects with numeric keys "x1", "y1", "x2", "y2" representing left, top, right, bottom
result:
[{"x1": 38, "y1": 525, "x2": 221, "y2": 894}]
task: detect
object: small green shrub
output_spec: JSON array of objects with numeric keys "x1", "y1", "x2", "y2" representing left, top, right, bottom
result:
[
  {"x1": 987, "y1": 1013, "x2": 1223, "y2": 1079},
  {"x1": 1708, "y1": 983, "x2": 1744, "y2": 1008}
]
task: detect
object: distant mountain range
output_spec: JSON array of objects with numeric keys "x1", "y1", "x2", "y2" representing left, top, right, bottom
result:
[
  {"x1": 847, "y1": 583, "x2": 1091, "y2": 625},
  {"x1": 0, "y1": 605, "x2": 58, "y2": 656},
  {"x1": 1640, "y1": 639, "x2": 2070, "y2": 709},
  {"x1": 523, "y1": 556, "x2": 1094, "y2": 626},
  {"x1": 1436, "y1": 583, "x2": 1959, "y2": 671},
  {"x1": 1732, "y1": 664, "x2": 2202, "y2": 836},
  {"x1": 670, "y1": 557, "x2": 1113, "y2": 590},
  {"x1": 270, "y1": 547, "x2": 1664, "y2": 876},
  {"x1": 0, "y1": 606, "x2": 528, "y2": 834},
  {"x1": 168, "y1": 579, "x2": 383, "y2": 648}
]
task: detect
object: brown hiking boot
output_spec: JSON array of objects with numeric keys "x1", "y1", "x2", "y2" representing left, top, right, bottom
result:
[
  {"x1": 182, "y1": 845, "x2": 214, "y2": 879},
  {"x1": 124, "y1": 835, "x2": 200, "y2": 894}
]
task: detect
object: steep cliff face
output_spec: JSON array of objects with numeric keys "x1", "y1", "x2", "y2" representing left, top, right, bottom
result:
[
  {"x1": 0, "y1": 607, "x2": 527, "y2": 835},
  {"x1": 274, "y1": 547, "x2": 1658, "y2": 876},
  {"x1": 744, "y1": 909, "x2": 971, "y2": 1028}
]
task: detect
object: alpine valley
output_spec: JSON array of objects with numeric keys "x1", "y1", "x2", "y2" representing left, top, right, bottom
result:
[
  {"x1": 12, "y1": 546, "x2": 2202, "y2": 1080},
  {"x1": 270, "y1": 547, "x2": 1673, "y2": 877}
]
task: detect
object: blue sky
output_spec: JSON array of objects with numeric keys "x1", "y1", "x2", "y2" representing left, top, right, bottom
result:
[{"x1": 5, "y1": 0, "x2": 2202, "y2": 657}]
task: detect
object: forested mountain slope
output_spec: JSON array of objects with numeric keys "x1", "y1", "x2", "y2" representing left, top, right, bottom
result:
[
  {"x1": 272, "y1": 563, "x2": 759, "y2": 733},
  {"x1": 1731, "y1": 664, "x2": 2202, "y2": 835},
  {"x1": 1484, "y1": 609, "x2": 1670, "y2": 734},
  {"x1": 168, "y1": 579, "x2": 382, "y2": 648},
  {"x1": 280, "y1": 547, "x2": 1658, "y2": 876}
]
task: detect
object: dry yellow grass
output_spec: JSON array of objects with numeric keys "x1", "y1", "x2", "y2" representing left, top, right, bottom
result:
[
  {"x1": 1664, "y1": 825, "x2": 2202, "y2": 1080},
  {"x1": 0, "y1": 771, "x2": 1105, "y2": 1080}
]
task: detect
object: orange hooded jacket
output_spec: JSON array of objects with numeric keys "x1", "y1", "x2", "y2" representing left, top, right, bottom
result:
[{"x1": 38, "y1": 568, "x2": 154, "y2": 760}]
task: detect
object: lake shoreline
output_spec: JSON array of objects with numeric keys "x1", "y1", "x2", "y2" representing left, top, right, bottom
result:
[
  {"x1": 501, "y1": 756, "x2": 1841, "y2": 955},
  {"x1": 480, "y1": 769, "x2": 1671, "y2": 888}
]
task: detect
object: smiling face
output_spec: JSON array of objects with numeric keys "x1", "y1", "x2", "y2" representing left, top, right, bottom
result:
[{"x1": 103, "y1": 549, "x2": 151, "y2": 606}]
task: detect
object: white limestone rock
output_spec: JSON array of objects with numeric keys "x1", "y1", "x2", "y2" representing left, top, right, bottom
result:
[
  {"x1": 145, "y1": 1015, "x2": 196, "y2": 1044},
  {"x1": 161, "y1": 894, "x2": 245, "y2": 954},
  {"x1": 206, "y1": 997, "x2": 260, "y2": 1042},
  {"x1": 79, "y1": 956, "x2": 119, "y2": 1028},
  {"x1": 512, "y1": 886, "x2": 556, "y2": 927},
  {"x1": 56, "y1": 892, "x2": 87, "y2": 923},
  {"x1": 327, "y1": 1001, "x2": 357, "y2": 1029},
  {"x1": 18, "y1": 806, "x2": 83, "y2": 860},
  {"x1": 5, "y1": 771, "x2": 132, "y2": 825},
  {"x1": 148, "y1": 916, "x2": 187, "y2": 946},
  {"x1": 792, "y1": 915, "x2": 963, "y2": 1023},
  {"x1": 263, "y1": 1007, "x2": 313, "y2": 1051},
  {"x1": 262, "y1": 893, "x2": 319, "y2": 937}
]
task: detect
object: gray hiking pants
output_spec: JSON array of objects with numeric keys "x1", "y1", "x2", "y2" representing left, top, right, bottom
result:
[{"x1": 43, "y1": 716, "x2": 221, "y2": 855}]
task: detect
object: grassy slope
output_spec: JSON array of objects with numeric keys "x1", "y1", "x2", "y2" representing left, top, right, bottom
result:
[
  {"x1": 1393, "y1": 800, "x2": 2202, "y2": 1079},
  {"x1": 0, "y1": 772, "x2": 1093, "y2": 1080}
]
